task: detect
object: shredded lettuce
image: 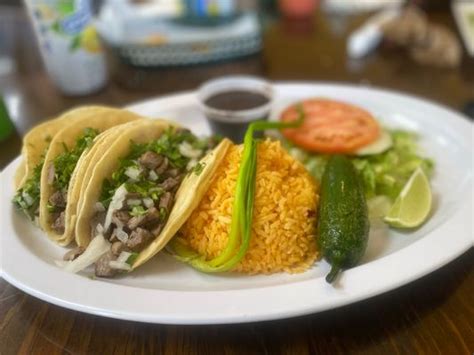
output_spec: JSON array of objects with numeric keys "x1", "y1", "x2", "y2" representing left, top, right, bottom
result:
[{"x1": 285, "y1": 129, "x2": 434, "y2": 202}]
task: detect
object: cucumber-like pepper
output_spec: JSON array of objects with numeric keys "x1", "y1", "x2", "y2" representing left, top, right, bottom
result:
[{"x1": 318, "y1": 155, "x2": 370, "y2": 283}]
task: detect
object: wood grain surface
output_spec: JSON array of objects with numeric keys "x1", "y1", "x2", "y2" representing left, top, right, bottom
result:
[
  {"x1": 0, "y1": 5, "x2": 473, "y2": 354},
  {"x1": 1, "y1": 249, "x2": 472, "y2": 354}
]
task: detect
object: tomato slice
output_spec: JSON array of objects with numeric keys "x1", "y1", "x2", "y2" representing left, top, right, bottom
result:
[{"x1": 280, "y1": 99, "x2": 380, "y2": 154}]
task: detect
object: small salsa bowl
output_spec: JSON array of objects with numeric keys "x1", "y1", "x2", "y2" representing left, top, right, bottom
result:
[{"x1": 197, "y1": 76, "x2": 274, "y2": 142}]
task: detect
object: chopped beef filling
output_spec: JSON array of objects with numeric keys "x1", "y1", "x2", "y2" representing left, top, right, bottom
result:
[
  {"x1": 83, "y1": 130, "x2": 217, "y2": 278},
  {"x1": 159, "y1": 192, "x2": 172, "y2": 210},
  {"x1": 49, "y1": 191, "x2": 68, "y2": 234},
  {"x1": 91, "y1": 150, "x2": 183, "y2": 276},
  {"x1": 49, "y1": 128, "x2": 100, "y2": 235},
  {"x1": 155, "y1": 157, "x2": 169, "y2": 174},
  {"x1": 165, "y1": 168, "x2": 180, "y2": 178},
  {"x1": 126, "y1": 228, "x2": 153, "y2": 251},
  {"x1": 128, "y1": 207, "x2": 161, "y2": 230},
  {"x1": 150, "y1": 223, "x2": 163, "y2": 236},
  {"x1": 49, "y1": 190, "x2": 66, "y2": 208},
  {"x1": 159, "y1": 177, "x2": 180, "y2": 191},
  {"x1": 52, "y1": 211, "x2": 66, "y2": 234},
  {"x1": 138, "y1": 151, "x2": 163, "y2": 169},
  {"x1": 112, "y1": 210, "x2": 131, "y2": 226},
  {"x1": 95, "y1": 251, "x2": 118, "y2": 277},
  {"x1": 111, "y1": 241, "x2": 126, "y2": 256}
]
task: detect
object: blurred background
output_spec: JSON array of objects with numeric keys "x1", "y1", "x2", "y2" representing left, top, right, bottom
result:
[{"x1": 0, "y1": 0, "x2": 473, "y2": 166}]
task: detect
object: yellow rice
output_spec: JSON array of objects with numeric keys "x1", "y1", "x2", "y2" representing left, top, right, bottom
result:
[{"x1": 179, "y1": 139, "x2": 319, "y2": 274}]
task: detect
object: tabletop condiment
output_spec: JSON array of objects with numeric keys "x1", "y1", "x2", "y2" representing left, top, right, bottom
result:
[
  {"x1": 198, "y1": 76, "x2": 274, "y2": 143},
  {"x1": 204, "y1": 90, "x2": 270, "y2": 111}
]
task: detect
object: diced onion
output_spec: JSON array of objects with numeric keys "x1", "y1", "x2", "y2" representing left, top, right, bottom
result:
[
  {"x1": 109, "y1": 260, "x2": 131, "y2": 271},
  {"x1": 127, "y1": 199, "x2": 142, "y2": 206},
  {"x1": 22, "y1": 192, "x2": 33, "y2": 206},
  {"x1": 63, "y1": 234, "x2": 111, "y2": 273},
  {"x1": 103, "y1": 184, "x2": 127, "y2": 232},
  {"x1": 149, "y1": 170, "x2": 158, "y2": 181},
  {"x1": 114, "y1": 228, "x2": 129, "y2": 243},
  {"x1": 96, "y1": 223, "x2": 104, "y2": 234},
  {"x1": 113, "y1": 218, "x2": 124, "y2": 229},
  {"x1": 117, "y1": 251, "x2": 132, "y2": 263},
  {"x1": 143, "y1": 197, "x2": 154, "y2": 208},
  {"x1": 54, "y1": 260, "x2": 68, "y2": 268},
  {"x1": 187, "y1": 158, "x2": 198, "y2": 171},
  {"x1": 179, "y1": 141, "x2": 202, "y2": 159},
  {"x1": 125, "y1": 166, "x2": 142, "y2": 181},
  {"x1": 94, "y1": 202, "x2": 105, "y2": 212}
]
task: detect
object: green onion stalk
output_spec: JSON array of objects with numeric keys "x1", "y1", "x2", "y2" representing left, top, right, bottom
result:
[{"x1": 168, "y1": 108, "x2": 304, "y2": 273}]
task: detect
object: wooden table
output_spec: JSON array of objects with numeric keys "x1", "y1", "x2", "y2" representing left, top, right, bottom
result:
[{"x1": 1, "y1": 5, "x2": 473, "y2": 354}]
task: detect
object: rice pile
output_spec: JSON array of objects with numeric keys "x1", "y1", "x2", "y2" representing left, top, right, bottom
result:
[{"x1": 179, "y1": 139, "x2": 319, "y2": 274}]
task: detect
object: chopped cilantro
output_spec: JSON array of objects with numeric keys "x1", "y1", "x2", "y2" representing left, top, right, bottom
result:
[
  {"x1": 159, "y1": 207, "x2": 167, "y2": 221},
  {"x1": 126, "y1": 252, "x2": 139, "y2": 266},
  {"x1": 52, "y1": 128, "x2": 99, "y2": 192},
  {"x1": 47, "y1": 202, "x2": 61, "y2": 213},
  {"x1": 12, "y1": 160, "x2": 44, "y2": 220},
  {"x1": 193, "y1": 162, "x2": 205, "y2": 176},
  {"x1": 150, "y1": 188, "x2": 164, "y2": 201},
  {"x1": 130, "y1": 205, "x2": 147, "y2": 217},
  {"x1": 99, "y1": 128, "x2": 209, "y2": 207}
]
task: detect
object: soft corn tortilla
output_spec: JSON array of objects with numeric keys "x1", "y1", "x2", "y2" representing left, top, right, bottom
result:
[
  {"x1": 39, "y1": 107, "x2": 144, "y2": 245},
  {"x1": 74, "y1": 119, "x2": 175, "y2": 247},
  {"x1": 16, "y1": 106, "x2": 104, "y2": 189},
  {"x1": 132, "y1": 137, "x2": 232, "y2": 269},
  {"x1": 74, "y1": 119, "x2": 232, "y2": 271}
]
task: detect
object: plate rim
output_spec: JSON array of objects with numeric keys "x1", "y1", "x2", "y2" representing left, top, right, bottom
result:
[{"x1": 1, "y1": 82, "x2": 472, "y2": 325}]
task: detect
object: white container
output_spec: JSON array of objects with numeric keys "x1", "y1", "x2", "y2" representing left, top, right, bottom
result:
[
  {"x1": 197, "y1": 76, "x2": 274, "y2": 142},
  {"x1": 24, "y1": 0, "x2": 108, "y2": 96}
]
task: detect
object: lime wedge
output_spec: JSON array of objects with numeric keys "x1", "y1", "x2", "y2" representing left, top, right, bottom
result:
[{"x1": 384, "y1": 167, "x2": 432, "y2": 228}]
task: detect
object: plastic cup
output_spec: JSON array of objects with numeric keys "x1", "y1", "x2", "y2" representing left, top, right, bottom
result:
[{"x1": 24, "y1": 0, "x2": 108, "y2": 96}]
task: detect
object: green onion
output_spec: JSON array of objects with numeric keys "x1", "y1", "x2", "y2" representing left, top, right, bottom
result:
[
  {"x1": 168, "y1": 107, "x2": 304, "y2": 272},
  {"x1": 130, "y1": 205, "x2": 146, "y2": 217},
  {"x1": 126, "y1": 252, "x2": 139, "y2": 266}
]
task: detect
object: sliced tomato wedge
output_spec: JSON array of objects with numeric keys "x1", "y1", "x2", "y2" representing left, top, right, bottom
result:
[{"x1": 280, "y1": 98, "x2": 380, "y2": 154}]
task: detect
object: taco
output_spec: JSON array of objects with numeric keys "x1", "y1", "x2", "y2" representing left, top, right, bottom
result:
[
  {"x1": 65, "y1": 119, "x2": 231, "y2": 277},
  {"x1": 15, "y1": 106, "x2": 101, "y2": 190},
  {"x1": 38, "y1": 108, "x2": 144, "y2": 245},
  {"x1": 13, "y1": 107, "x2": 108, "y2": 222},
  {"x1": 13, "y1": 106, "x2": 142, "y2": 237}
]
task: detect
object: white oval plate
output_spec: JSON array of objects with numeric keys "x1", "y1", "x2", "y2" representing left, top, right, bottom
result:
[{"x1": 0, "y1": 83, "x2": 472, "y2": 324}]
